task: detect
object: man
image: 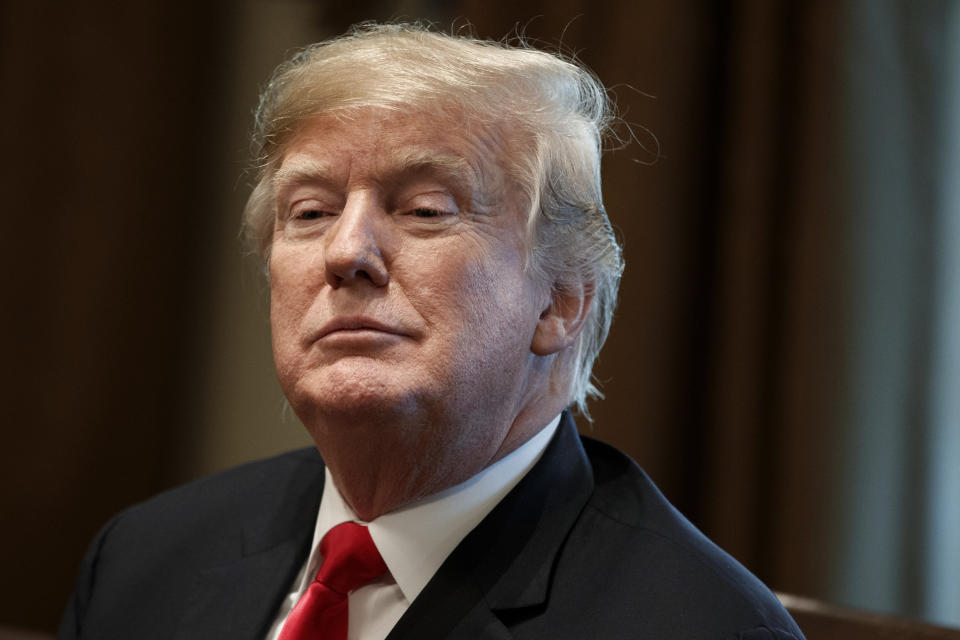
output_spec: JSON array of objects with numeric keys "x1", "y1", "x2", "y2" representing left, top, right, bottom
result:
[{"x1": 60, "y1": 23, "x2": 804, "y2": 640}]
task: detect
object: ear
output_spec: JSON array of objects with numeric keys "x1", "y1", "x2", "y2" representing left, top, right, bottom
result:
[{"x1": 531, "y1": 284, "x2": 593, "y2": 356}]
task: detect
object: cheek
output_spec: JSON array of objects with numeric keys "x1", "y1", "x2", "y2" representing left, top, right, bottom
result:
[
  {"x1": 429, "y1": 250, "x2": 539, "y2": 344},
  {"x1": 270, "y1": 242, "x2": 322, "y2": 303},
  {"x1": 412, "y1": 254, "x2": 495, "y2": 323},
  {"x1": 269, "y1": 248, "x2": 315, "y2": 353}
]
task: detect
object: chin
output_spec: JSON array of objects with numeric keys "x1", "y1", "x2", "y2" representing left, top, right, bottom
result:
[{"x1": 290, "y1": 364, "x2": 424, "y2": 422}]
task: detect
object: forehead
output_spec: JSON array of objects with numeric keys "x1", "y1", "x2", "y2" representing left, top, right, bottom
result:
[{"x1": 275, "y1": 108, "x2": 511, "y2": 201}]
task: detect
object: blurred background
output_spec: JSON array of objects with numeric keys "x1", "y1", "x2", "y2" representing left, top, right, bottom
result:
[{"x1": 1, "y1": 0, "x2": 958, "y2": 633}]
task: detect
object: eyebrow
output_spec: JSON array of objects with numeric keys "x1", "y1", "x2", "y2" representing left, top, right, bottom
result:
[
  {"x1": 389, "y1": 149, "x2": 474, "y2": 186},
  {"x1": 272, "y1": 159, "x2": 336, "y2": 194}
]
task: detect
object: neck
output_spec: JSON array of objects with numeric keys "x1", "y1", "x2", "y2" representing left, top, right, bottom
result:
[{"x1": 307, "y1": 399, "x2": 567, "y2": 521}]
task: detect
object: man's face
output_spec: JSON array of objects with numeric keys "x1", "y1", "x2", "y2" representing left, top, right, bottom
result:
[{"x1": 269, "y1": 108, "x2": 550, "y2": 470}]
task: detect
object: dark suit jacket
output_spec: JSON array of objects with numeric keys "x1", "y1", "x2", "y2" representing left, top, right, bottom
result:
[{"x1": 59, "y1": 413, "x2": 804, "y2": 639}]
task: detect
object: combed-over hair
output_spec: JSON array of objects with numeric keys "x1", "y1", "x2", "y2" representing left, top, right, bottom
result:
[{"x1": 242, "y1": 22, "x2": 624, "y2": 416}]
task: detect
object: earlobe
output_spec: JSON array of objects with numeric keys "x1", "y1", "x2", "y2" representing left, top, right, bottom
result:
[{"x1": 531, "y1": 285, "x2": 593, "y2": 356}]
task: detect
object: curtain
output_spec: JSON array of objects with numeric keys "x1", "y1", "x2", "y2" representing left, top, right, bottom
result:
[
  {"x1": 829, "y1": 0, "x2": 960, "y2": 624},
  {"x1": 0, "y1": 1, "x2": 230, "y2": 630}
]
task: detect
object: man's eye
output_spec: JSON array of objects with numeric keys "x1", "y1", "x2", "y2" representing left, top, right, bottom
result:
[
  {"x1": 412, "y1": 208, "x2": 446, "y2": 218},
  {"x1": 296, "y1": 208, "x2": 329, "y2": 220}
]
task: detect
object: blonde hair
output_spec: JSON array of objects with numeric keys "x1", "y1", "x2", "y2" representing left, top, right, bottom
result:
[{"x1": 243, "y1": 22, "x2": 624, "y2": 416}]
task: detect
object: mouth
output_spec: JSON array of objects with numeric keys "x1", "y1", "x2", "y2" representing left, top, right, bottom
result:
[{"x1": 314, "y1": 316, "x2": 408, "y2": 341}]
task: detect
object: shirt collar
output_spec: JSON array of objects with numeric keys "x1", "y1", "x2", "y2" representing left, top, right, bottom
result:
[{"x1": 307, "y1": 414, "x2": 561, "y2": 603}]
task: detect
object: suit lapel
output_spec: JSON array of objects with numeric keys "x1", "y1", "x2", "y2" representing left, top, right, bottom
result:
[
  {"x1": 175, "y1": 536, "x2": 310, "y2": 640},
  {"x1": 387, "y1": 413, "x2": 594, "y2": 640},
  {"x1": 175, "y1": 451, "x2": 326, "y2": 640}
]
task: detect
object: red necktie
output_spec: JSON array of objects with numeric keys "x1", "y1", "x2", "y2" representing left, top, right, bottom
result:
[{"x1": 278, "y1": 522, "x2": 387, "y2": 640}]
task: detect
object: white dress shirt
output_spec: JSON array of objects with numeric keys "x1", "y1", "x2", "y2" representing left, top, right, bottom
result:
[{"x1": 266, "y1": 414, "x2": 561, "y2": 640}]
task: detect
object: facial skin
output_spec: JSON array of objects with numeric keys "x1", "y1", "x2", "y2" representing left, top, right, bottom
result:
[{"x1": 269, "y1": 108, "x2": 587, "y2": 520}]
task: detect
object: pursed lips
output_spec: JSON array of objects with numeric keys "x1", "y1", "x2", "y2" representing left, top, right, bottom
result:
[{"x1": 313, "y1": 316, "x2": 409, "y2": 341}]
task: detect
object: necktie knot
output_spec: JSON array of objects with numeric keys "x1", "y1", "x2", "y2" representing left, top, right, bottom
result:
[
  {"x1": 316, "y1": 521, "x2": 388, "y2": 595},
  {"x1": 278, "y1": 522, "x2": 386, "y2": 640}
]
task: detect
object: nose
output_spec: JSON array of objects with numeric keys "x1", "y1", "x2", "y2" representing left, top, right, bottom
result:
[{"x1": 322, "y1": 193, "x2": 389, "y2": 288}]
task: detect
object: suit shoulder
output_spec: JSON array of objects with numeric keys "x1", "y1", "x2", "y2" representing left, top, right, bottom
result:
[
  {"x1": 63, "y1": 448, "x2": 325, "y2": 638},
  {"x1": 98, "y1": 447, "x2": 324, "y2": 569},
  {"x1": 130, "y1": 447, "x2": 322, "y2": 512},
  {"x1": 118, "y1": 447, "x2": 322, "y2": 526},
  {"x1": 573, "y1": 436, "x2": 803, "y2": 638}
]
